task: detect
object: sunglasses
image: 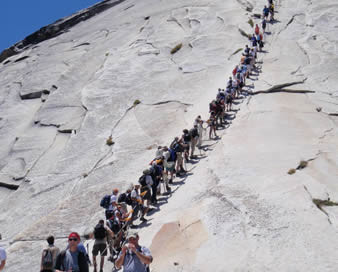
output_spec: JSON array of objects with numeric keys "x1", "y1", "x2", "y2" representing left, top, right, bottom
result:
[{"x1": 68, "y1": 238, "x2": 78, "y2": 242}]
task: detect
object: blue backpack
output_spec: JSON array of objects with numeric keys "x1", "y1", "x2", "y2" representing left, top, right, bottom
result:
[
  {"x1": 167, "y1": 148, "x2": 177, "y2": 162},
  {"x1": 100, "y1": 195, "x2": 111, "y2": 209}
]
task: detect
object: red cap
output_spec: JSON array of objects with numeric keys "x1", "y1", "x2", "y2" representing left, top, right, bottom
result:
[{"x1": 68, "y1": 232, "x2": 80, "y2": 241}]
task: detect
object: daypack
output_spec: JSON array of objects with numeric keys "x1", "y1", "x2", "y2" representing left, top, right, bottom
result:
[
  {"x1": 167, "y1": 148, "x2": 177, "y2": 162},
  {"x1": 94, "y1": 223, "x2": 107, "y2": 239},
  {"x1": 172, "y1": 142, "x2": 184, "y2": 153},
  {"x1": 100, "y1": 195, "x2": 111, "y2": 209},
  {"x1": 138, "y1": 174, "x2": 147, "y2": 187},
  {"x1": 190, "y1": 128, "x2": 199, "y2": 138},
  {"x1": 262, "y1": 20, "x2": 267, "y2": 29},
  {"x1": 42, "y1": 248, "x2": 53, "y2": 269},
  {"x1": 118, "y1": 192, "x2": 132, "y2": 205}
]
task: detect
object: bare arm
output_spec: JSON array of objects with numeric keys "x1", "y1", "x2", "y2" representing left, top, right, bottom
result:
[
  {"x1": 115, "y1": 247, "x2": 127, "y2": 269},
  {"x1": 135, "y1": 251, "x2": 152, "y2": 265}
]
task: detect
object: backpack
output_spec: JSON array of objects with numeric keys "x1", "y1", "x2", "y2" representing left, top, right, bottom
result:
[
  {"x1": 172, "y1": 142, "x2": 184, "y2": 153},
  {"x1": 167, "y1": 148, "x2": 177, "y2": 162},
  {"x1": 138, "y1": 175, "x2": 147, "y2": 187},
  {"x1": 118, "y1": 193, "x2": 132, "y2": 206},
  {"x1": 100, "y1": 195, "x2": 111, "y2": 209},
  {"x1": 42, "y1": 248, "x2": 53, "y2": 269},
  {"x1": 190, "y1": 128, "x2": 199, "y2": 138},
  {"x1": 94, "y1": 223, "x2": 107, "y2": 239}
]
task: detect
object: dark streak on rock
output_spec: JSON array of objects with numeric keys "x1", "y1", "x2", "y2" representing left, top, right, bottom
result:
[{"x1": 0, "y1": 182, "x2": 19, "y2": 190}]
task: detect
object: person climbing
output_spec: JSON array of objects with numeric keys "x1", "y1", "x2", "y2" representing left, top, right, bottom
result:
[
  {"x1": 115, "y1": 231, "x2": 152, "y2": 272},
  {"x1": 194, "y1": 115, "x2": 204, "y2": 148},
  {"x1": 130, "y1": 184, "x2": 147, "y2": 226},
  {"x1": 255, "y1": 24, "x2": 260, "y2": 35},
  {"x1": 103, "y1": 188, "x2": 119, "y2": 220},
  {"x1": 251, "y1": 34, "x2": 257, "y2": 49},
  {"x1": 40, "y1": 235, "x2": 60, "y2": 272},
  {"x1": 149, "y1": 163, "x2": 163, "y2": 204},
  {"x1": 92, "y1": 220, "x2": 114, "y2": 272},
  {"x1": 232, "y1": 65, "x2": 238, "y2": 78},
  {"x1": 207, "y1": 112, "x2": 218, "y2": 139},
  {"x1": 55, "y1": 232, "x2": 89, "y2": 272},
  {"x1": 139, "y1": 170, "x2": 153, "y2": 213},
  {"x1": 263, "y1": 5, "x2": 270, "y2": 19},
  {"x1": 269, "y1": 2, "x2": 275, "y2": 22},
  {"x1": 181, "y1": 129, "x2": 191, "y2": 161},
  {"x1": 162, "y1": 146, "x2": 176, "y2": 183},
  {"x1": 262, "y1": 18, "x2": 267, "y2": 33},
  {"x1": 189, "y1": 125, "x2": 199, "y2": 158}
]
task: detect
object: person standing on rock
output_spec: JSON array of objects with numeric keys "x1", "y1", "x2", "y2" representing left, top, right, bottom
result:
[
  {"x1": 92, "y1": 219, "x2": 113, "y2": 272},
  {"x1": 54, "y1": 232, "x2": 89, "y2": 272},
  {"x1": 115, "y1": 231, "x2": 152, "y2": 272},
  {"x1": 255, "y1": 24, "x2": 260, "y2": 35},
  {"x1": 263, "y1": 5, "x2": 270, "y2": 19},
  {"x1": 189, "y1": 125, "x2": 199, "y2": 158},
  {"x1": 262, "y1": 18, "x2": 267, "y2": 33},
  {"x1": 40, "y1": 235, "x2": 60, "y2": 272},
  {"x1": 0, "y1": 246, "x2": 6, "y2": 271},
  {"x1": 194, "y1": 116, "x2": 205, "y2": 149}
]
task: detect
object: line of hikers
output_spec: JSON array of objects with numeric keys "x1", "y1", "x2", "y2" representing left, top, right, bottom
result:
[{"x1": 39, "y1": 1, "x2": 276, "y2": 271}]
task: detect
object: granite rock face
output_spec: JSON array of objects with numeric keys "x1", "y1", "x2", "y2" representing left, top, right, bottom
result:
[{"x1": 0, "y1": 0, "x2": 338, "y2": 271}]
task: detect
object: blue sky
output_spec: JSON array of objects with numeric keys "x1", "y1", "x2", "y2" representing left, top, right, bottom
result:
[{"x1": 1, "y1": 0, "x2": 102, "y2": 52}]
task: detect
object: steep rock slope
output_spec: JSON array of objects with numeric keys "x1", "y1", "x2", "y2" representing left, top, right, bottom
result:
[{"x1": 0, "y1": 0, "x2": 337, "y2": 271}]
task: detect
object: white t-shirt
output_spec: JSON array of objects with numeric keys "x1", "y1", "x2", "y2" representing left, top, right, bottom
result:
[{"x1": 0, "y1": 247, "x2": 6, "y2": 261}]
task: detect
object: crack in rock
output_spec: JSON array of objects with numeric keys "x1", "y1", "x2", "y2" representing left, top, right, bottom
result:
[
  {"x1": 278, "y1": 13, "x2": 304, "y2": 34},
  {"x1": 250, "y1": 79, "x2": 312, "y2": 95},
  {"x1": 304, "y1": 185, "x2": 332, "y2": 224},
  {"x1": 296, "y1": 42, "x2": 311, "y2": 65},
  {"x1": 143, "y1": 100, "x2": 193, "y2": 106}
]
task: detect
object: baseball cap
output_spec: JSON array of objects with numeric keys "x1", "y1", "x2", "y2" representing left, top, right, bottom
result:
[{"x1": 126, "y1": 231, "x2": 138, "y2": 240}]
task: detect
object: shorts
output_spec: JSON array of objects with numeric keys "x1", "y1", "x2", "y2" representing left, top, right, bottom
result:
[
  {"x1": 92, "y1": 243, "x2": 107, "y2": 256},
  {"x1": 164, "y1": 161, "x2": 175, "y2": 171},
  {"x1": 141, "y1": 187, "x2": 151, "y2": 200}
]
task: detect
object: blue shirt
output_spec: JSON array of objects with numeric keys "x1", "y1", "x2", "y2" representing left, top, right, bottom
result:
[{"x1": 119, "y1": 246, "x2": 152, "y2": 272}]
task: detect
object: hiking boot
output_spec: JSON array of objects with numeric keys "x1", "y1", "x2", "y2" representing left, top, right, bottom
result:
[
  {"x1": 166, "y1": 185, "x2": 171, "y2": 191},
  {"x1": 140, "y1": 216, "x2": 148, "y2": 221},
  {"x1": 100, "y1": 269, "x2": 103, "y2": 272},
  {"x1": 169, "y1": 178, "x2": 173, "y2": 184}
]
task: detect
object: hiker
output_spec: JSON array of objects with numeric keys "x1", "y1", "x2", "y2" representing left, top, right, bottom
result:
[
  {"x1": 181, "y1": 129, "x2": 191, "y2": 161},
  {"x1": 162, "y1": 146, "x2": 176, "y2": 183},
  {"x1": 244, "y1": 45, "x2": 250, "y2": 55},
  {"x1": 262, "y1": 18, "x2": 267, "y2": 33},
  {"x1": 55, "y1": 232, "x2": 89, "y2": 272},
  {"x1": 207, "y1": 112, "x2": 218, "y2": 139},
  {"x1": 251, "y1": 34, "x2": 257, "y2": 48},
  {"x1": 269, "y1": 3, "x2": 275, "y2": 22},
  {"x1": 194, "y1": 116, "x2": 204, "y2": 148},
  {"x1": 255, "y1": 24, "x2": 260, "y2": 35},
  {"x1": 115, "y1": 231, "x2": 152, "y2": 272},
  {"x1": 263, "y1": 5, "x2": 270, "y2": 19},
  {"x1": 103, "y1": 189, "x2": 119, "y2": 220},
  {"x1": 40, "y1": 235, "x2": 60, "y2": 272},
  {"x1": 130, "y1": 184, "x2": 147, "y2": 225},
  {"x1": 92, "y1": 219, "x2": 114, "y2": 272},
  {"x1": 189, "y1": 125, "x2": 199, "y2": 158},
  {"x1": 154, "y1": 146, "x2": 163, "y2": 159},
  {"x1": 0, "y1": 246, "x2": 6, "y2": 271},
  {"x1": 149, "y1": 162, "x2": 163, "y2": 204},
  {"x1": 226, "y1": 77, "x2": 233, "y2": 88},
  {"x1": 139, "y1": 169, "x2": 153, "y2": 211},
  {"x1": 170, "y1": 138, "x2": 186, "y2": 176},
  {"x1": 232, "y1": 65, "x2": 238, "y2": 78}
]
